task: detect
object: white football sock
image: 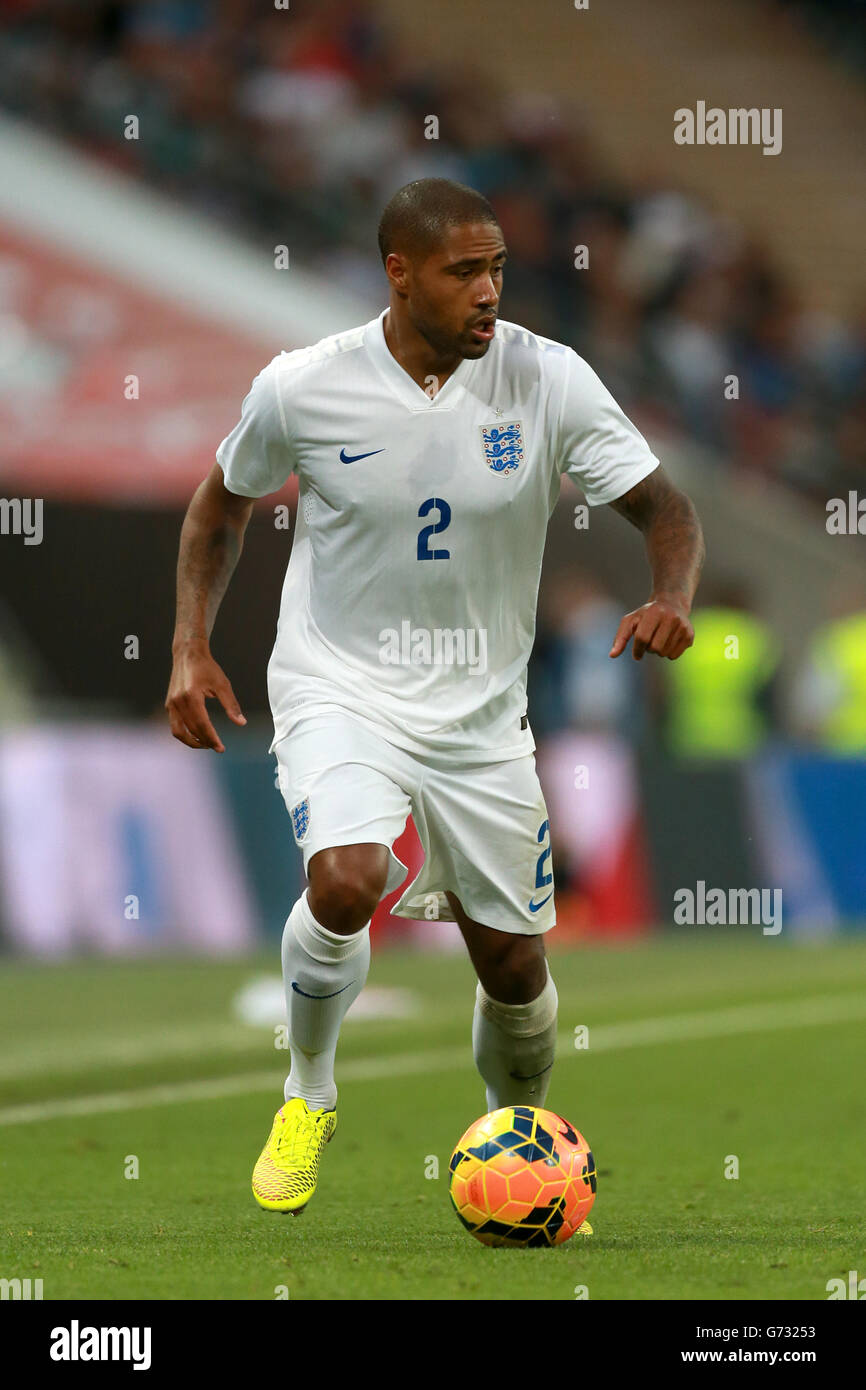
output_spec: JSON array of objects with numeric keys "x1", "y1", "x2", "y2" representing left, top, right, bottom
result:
[
  {"x1": 281, "y1": 888, "x2": 370, "y2": 1113},
  {"x1": 472, "y1": 960, "x2": 558, "y2": 1112}
]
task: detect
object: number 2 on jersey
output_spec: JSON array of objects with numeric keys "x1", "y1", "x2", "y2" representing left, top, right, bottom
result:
[{"x1": 417, "y1": 497, "x2": 451, "y2": 560}]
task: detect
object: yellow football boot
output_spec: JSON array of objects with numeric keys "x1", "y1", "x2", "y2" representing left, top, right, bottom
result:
[
  {"x1": 576, "y1": 1220, "x2": 593, "y2": 1235},
  {"x1": 251, "y1": 1097, "x2": 337, "y2": 1214}
]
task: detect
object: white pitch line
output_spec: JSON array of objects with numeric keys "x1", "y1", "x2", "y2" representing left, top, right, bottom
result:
[
  {"x1": 0, "y1": 1022, "x2": 274, "y2": 1082},
  {"x1": 0, "y1": 990, "x2": 420, "y2": 1081},
  {"x1": 583, "y1": 991, "x2": 866, "y2": 1050},
  {"x1": 1, "y1": 993, "x2": 864, "y2": 1128}
]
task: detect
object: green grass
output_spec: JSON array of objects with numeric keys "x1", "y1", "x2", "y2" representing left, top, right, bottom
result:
[{"x1": 1, "y1": 935, "x2": 865, "y2": 1299}]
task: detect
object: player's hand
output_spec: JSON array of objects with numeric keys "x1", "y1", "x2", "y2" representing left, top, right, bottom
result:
[
  {"x1": 165, "y1": 642, "x2": 247, "y2": 751},
  {"x1": 609, "y1": 596, "x2": 694, "y2": 661}
]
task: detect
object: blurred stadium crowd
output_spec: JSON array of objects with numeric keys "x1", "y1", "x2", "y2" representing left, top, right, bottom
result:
[
  {"x1": 530, "y1": 570, "x2": 866, "y2": 757},
  {"x1": 777, "y1": 0, "x2": 866, "y2": 76},
  {"x1": 1, "y1": 0, "x2": 865, "y2": 760},
  {"x1": 1, "y1": 0, "x2": 864, "y2": 508},
  {"x1": 0, "y1": 0, "x2": 864, "y2": 947}
]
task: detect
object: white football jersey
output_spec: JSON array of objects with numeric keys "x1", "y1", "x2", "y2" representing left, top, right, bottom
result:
[{"x1": 216, "y1": 308, "x2": 659, "y2": 763}]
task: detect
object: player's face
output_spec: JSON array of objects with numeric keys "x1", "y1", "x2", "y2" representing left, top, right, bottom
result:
[{"x1": 407, "y1": 222, "x2": 507, "y2": 360}]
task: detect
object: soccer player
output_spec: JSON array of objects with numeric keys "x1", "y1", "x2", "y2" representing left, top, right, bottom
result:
[{"x1": 166, "y1": 178, "x2": 704, "y2": 1220}]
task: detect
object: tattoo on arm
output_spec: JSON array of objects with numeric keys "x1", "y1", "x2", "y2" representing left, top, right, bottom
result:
[
  {"x1": 172, "y1": 474, "x2": 252, "y2": 650},
  {"x1": 175, "y1": 525, "x2": 242, "y2": 647},
  {"x1": 608, "y1": 466, "x2": 705, "y2": 609}
]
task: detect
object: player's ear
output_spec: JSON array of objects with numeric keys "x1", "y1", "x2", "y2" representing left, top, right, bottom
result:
[{"x1": 385, "y1": 251, "x2": 410, "y2": 294}]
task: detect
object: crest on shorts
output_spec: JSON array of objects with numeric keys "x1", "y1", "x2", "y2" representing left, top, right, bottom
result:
[
  {"x1": 290, "y1": 796, "x2": 310, "y2": 843},
  {"x1": 480, "y1": 420, "x2": 524, "y2": 475}
]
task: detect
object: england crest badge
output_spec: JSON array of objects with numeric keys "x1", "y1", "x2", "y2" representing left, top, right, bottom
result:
[
  {"x1": 290, "y1": 796, "x2": 311, "y2": 844},
  {"x1": 480, "y1": 420, "x2": 524, "y2": 475}
]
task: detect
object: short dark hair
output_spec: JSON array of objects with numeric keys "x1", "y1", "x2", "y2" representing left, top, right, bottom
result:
[{"x1": 377, "y1": 178, "x2": 500, "y2": 266}]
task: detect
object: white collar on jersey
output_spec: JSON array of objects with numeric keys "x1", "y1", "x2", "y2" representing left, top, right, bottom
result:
[{"x1": 365, "y1": 307, "x2": 478, "y2": 412}]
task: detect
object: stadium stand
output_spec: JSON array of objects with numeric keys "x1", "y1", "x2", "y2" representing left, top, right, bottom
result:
[{"x1": 0, "y1": 0, "x2": 863, "y2": 505}]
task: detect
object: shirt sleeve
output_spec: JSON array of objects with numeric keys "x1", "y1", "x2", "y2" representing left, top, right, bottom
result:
[
  {"x1": 216, "y1": 355, "x2": 295, "y2": 497},
  {"x1": 556, "y1": 348, "x2": 660, "y2": 505}
]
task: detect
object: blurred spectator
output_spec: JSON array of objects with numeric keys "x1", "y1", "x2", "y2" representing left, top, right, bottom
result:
[
  {"x1": 534, "y1": 568, "x2": 656, "y2": 933},
  {"x1": 791, "y1": 589, "x2": 866, "y2": 754},
  {"x1": 774, "y1": 0, "x2": 866, "y2": 77},
  {"x1": 0, "y1": 604, "x2": 41, "y2": 725},
  {"x1": 531, "y1": 569, "x2": 648, "y2": 742},
  {"x1": 661, "y1": 581, "x2": 782, "y2": 758}
]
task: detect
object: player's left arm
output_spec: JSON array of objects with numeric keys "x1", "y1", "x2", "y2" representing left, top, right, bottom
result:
[{"x1": 607, "y1": 465, "x2": 705, "y2": 661}]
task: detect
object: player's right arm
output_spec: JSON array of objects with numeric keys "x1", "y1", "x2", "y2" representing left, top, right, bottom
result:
[
  {"x1": 166, "y1": 463, "x2": 252, "y2": 752},
  {"x1": 166, "y1": 354, "x2": 294, "y2": 750}
]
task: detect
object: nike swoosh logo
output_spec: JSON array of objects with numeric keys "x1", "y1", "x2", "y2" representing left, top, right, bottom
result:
[
  {"x1": 508, "y1": 1063, "x2": 554, "y2": 1081},
  {"x1": 528, "y1": 893, "x2": 553, "y2": 913},
  {"x1": 340, "y1": 447, "x2": 385, "y2": 464},
  {"x1": 291, "y1": 980, "x2": 354, "y2": 999}
]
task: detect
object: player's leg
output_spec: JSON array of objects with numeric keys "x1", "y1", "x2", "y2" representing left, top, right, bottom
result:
[
  {"x1": 281, "y1": 843, "x2": 389, "y2": 1114},
  {"x1": 275, "y1": 716, "x2": 411, "y2": 1111},
  {"x1": 252, "y1": 714, "x2": 412, "y2": 1213},
  {"x1": 387, "y1": 749, "x2": 559, "y2": 1113},
  {"x1": 254, "y1": 844, "x2": 393, "y2": 1214},
  {"x1": 446, "y1": 892, "x2": 558, "y2": 1112},
  {"x1": 447, "y1": 902, "x2": 548, "y2": 1001}
]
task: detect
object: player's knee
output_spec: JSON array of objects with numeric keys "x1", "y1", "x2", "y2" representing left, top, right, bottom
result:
[
  {"x1": 479, "y1": 935, "x2": 548, "y2": 1004},
  {"x1": 307, "y1": 847, "x2": 388, "y2": 933}
]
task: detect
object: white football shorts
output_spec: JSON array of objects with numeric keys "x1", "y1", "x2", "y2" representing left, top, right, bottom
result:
[{"x1": 273, "y1": 709, "x2": 556, "y2": 935}]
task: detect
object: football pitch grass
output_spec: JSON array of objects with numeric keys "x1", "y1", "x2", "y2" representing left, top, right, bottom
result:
[{"x1": 1, "y1": 934, "x2": 864, "y2": 1301}]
